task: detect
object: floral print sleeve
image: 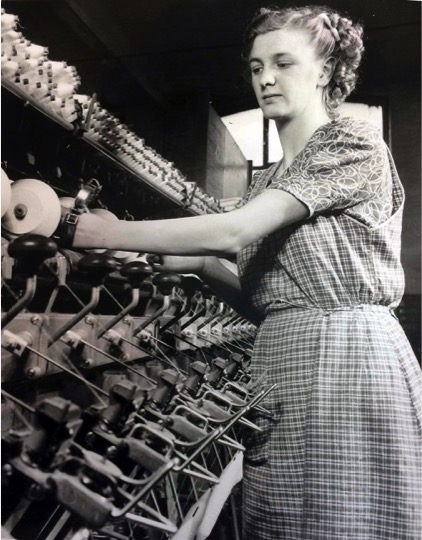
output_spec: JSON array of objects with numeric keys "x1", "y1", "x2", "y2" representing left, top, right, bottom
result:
[{"x1": 271, "y1": 118, "x2": 393, "y2": 227}]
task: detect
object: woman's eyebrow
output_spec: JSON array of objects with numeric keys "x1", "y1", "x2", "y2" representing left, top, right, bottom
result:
[{"x1": 249, "y1": 52, "x2": 292, "y2": 64}]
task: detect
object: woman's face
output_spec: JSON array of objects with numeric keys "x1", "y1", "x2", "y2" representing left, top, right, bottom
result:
[{"x1": 249, "y1": 27, "x2": 327, "y2": 123}]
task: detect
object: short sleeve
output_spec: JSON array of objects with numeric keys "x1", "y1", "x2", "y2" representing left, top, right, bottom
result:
[
  {"x1": 243, "y1": 169, "x2": 267, "y2": 203},
  {"x1": 271, "y1": 119, "x2": 391, "y2": 218}
]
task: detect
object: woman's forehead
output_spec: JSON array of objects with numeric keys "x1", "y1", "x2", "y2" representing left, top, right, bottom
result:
[{"x1": 249, "y1": 27, "x2": 314, "y2": 61}]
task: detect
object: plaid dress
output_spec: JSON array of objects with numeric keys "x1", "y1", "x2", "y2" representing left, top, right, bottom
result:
[{"x1": 237, "y1": 118, "x2": 422, "y2": 540}]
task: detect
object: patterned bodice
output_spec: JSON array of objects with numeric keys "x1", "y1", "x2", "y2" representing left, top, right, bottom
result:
[{"x1": 237, "y1": 118, "x2": 405, "y2": 316}]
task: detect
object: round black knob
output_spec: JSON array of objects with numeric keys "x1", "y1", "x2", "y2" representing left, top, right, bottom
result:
[
  {"x1": 146, "y1": 254, "x2": 163, "y2": 268},
  {"x1": 201, "y1": 283, "x2": 214, "y2": 298},
  {"x1": 8, "y1": 233, "x2": 58, "y2": 275},
  {"x1": 77, "y1": 253, "x2": 119, "y2": 286},
  {"x1": 152, "y1": 272, "x2": 182, "y2": 296},
  {"x1": 180, "y1": 275, "x2": 202, "y2": 298},
  {"x1": 120, "y1": 260, "x2": 153, "y2": 288}
]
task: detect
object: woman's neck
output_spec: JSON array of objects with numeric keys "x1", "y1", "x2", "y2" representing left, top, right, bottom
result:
[{"x1": 276, "y1": 109, "x2": 331, "y2": 169}]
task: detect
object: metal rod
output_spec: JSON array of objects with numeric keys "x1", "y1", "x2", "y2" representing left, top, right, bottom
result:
[
  {"x1": 1, "y1": 276, "x2": 36, "y2": 328},
  {"x1": 49, "y1": 286, "x2": 101, "y2": 346},
  {"x1": 1, "y1": 390, "x2": 35, "y2": 414},
  {"x1": 97, "y1": 288, "x2": 140, "y2": 338},
  {"x1": 75, "y1": 338, "x2": 156, "y2": 385},
  {"x1": 24, "y1": 344, "x2": 109, "y2": 398}
]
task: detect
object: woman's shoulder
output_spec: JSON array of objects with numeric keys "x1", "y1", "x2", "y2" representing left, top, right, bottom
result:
[{"x1": 320, "y1": 116, "x2": 384, "y2": 146}]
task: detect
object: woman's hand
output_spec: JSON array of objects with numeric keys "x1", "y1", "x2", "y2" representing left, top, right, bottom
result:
[{"x1": 149, "y1": 255, "x2": 206, "y2": 276}]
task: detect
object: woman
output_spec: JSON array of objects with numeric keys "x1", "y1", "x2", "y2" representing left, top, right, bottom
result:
[{"x1": 62, "y1": 6, "x2": 422, "y2": 538}]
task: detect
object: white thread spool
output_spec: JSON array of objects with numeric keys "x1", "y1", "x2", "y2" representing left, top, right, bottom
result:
[
  {"x1": 44, "y1": 95, "x2": 65, "y2": 116},
  {"x1": 48, "y1": 63, "x2": 78, "y2": 84},
  {"x1": 18, "y1": 57, "x2": 43, "y2": 74},
  {"x1": 1, "y1": 168, "x2": 12, "y2": 217},
  {"x1": 21, "y1": 80, "x2": 51, "y2": 100},
  {"x1": 2, "y1": 178, "x2": 61, "y2": 237},
  {"x1": 25, "y1": 43, "x2": 48, "y2": 59},
  {"x1": 63, "y1": 96, "x2": 78, "y2": 117},
  {"x1": 73, "y1": 94, "x2": 91, "y2": 105},
  {"x1": 11, "y1": 43, "x2": 48, "y2": 63},
  {"x1": 1, "y1": 59, "x2": 20, "y2": 79},
  {"x1": 59, "y1": 96, "x2": 78, "y2": 122},
  {"x1": 44, "y1": 60, "x2": 67, "y2": 75},
  {"x1": 50, "y1": 82, "x2": 75, "y2": 99},
  {"x1": 21, "y1": 67, "x2": 51, "y2": 85},
  {"x1": 11, "y1": 39, "x2": 31, "y2": 57},
  {"x1": 1, "y1": 29, "x2": 23, "y2": 45},
  {"x1": 1, "y1": 13, "x2": 19, "y2": 32}
]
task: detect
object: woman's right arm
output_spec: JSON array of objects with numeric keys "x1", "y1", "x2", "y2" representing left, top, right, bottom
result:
[{"x1": 156, "y1": 255, "x2": 263, "y2": 325}]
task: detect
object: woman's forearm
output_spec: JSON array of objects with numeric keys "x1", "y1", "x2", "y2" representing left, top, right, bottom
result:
[
  {"x1": 94, "y1": 212, "x2": 243, "y2": 256},
  {"x1": 199, "y1": 257, "x2": 263, "y2": 325}
]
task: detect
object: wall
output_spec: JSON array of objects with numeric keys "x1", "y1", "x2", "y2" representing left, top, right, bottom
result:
[
  {"x1": 388, "y1": 82, "x2": 421, "y2": 360},
  {"x1": 206, "y1": 107, "x2": 249, "y2": 199},
  {"x1": 389, "y1": 82, "x2": 421, "y2": 295}
]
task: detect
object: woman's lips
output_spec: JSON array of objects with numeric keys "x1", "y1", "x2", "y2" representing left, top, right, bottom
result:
[{"x1": 262, "y1": 94, "x2": 282, "y2": 101}]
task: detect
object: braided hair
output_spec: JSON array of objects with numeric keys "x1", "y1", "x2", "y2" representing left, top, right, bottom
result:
[{"x1": 243, "y1": 5, "x2": 365, "y2": 118}]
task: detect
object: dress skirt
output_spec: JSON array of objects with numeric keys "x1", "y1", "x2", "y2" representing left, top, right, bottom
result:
[{"x1": 242, "y1": 305, "x2": 422, "y2": 540}]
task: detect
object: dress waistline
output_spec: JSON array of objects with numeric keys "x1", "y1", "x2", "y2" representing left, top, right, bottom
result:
[{"x1": 266, "y1": 303, "x2": 397, "y2": 318}]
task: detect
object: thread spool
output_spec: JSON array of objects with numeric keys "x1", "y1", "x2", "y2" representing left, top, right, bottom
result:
[
  {"x1": 2, "y1": 178, "x2": 61, "y2": 237},
  {"x1": 18, "y1": 57, "x2": 43, "y2": 74},
  {"x1": 1, "y1": 168, "x2": 12, "y2": 217},
  {"x1": 73, "y1": 94, "x2": 91, "y2": 105},
  {"x1": 1, "y1": 13, "x2": 19, "y2": 32},
  {"x1": 50, "y1": 82, "x2": 75, "y2": 99},
  {"x1": 44, "y1": 60, "x2": 67, "y2": 75},
  {"x1": 1, "y1": 59, "x2": 19, "y2": 79},
  {"x1": 11, "y1": 39, "x2": 31, "y2": 56},
  {"x1": 11, "y1": 43, "x2": 47, "y2": 63},
  {"x1": 24, "y1": 80, "x2": 51, "y2": 100},
  {"x1": 1, "y1": 29, "x2": 23, "y2": 45},
  {"x1": 43, "y1": 95, "x2": 65, "y2": 115},
  {"x1": 25, "y1": 43, "x2": 48, "y2": 59},
  {"x1": 60, "y1": 96, "x2": 78, "y2": 122}
]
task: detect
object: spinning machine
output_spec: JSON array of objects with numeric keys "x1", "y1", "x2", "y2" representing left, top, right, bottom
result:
[{"x1": 1, "y1": 8, "x2": 273, "y2": 540}]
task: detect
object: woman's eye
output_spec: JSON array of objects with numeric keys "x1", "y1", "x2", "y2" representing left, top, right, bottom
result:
[
  {"x1": 250, "y1": 66, "x2": 262, "y2": 75},
  {"x1": 277, "y1": 62, "x2": 290, "y2": 69}
]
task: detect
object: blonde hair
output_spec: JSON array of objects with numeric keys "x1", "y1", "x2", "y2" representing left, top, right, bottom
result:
[{"x1": 243, "y1": 5, "x2": 365, "y2": 118}]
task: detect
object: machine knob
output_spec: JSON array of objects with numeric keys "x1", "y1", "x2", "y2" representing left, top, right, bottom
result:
[
  {"x1": 8, "y1": 233, "x2": 58, "y2": 275},
  {"x1": 180, "y1": 275, "x2": 202, "y2": 298},
  {"x1": 152, "y1": 272, "x2": 182, "y2": 296},
  {"x1": 201, "y1": 283, "x2": 214, "y2": 299},
  {"x1": 77, "y1": 253, "x2": 118, "y2": 286},
  {"x1": 120, "y1": 260, "x2": 153, "y2": 288},
  {"x1": 145, "y1": 254, "x2": 162, "y2": 267}
]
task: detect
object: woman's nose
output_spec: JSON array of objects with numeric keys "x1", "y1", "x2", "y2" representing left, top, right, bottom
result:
[{"x1": 259, "y1": 68, "x2": 276, "y2": 88}]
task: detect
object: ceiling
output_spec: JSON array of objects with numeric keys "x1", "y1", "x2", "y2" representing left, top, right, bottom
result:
[{"x1": 3, "y1": 0, "x2": 421, "y2": 117}]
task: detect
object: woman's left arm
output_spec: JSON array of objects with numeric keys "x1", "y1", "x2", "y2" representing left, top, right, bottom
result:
[{"x1": 74, "y1": 189, "x2": 308, "y2": 256}]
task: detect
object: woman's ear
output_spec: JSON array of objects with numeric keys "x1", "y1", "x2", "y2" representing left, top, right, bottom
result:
[{"x1": 318, "y1": 57, "x2": 336, "y2": 87}]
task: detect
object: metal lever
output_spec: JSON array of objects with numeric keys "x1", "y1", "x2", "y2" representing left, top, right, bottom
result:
[
  {"x1": 97, "y1": 260, "x2": 153, "y2": 339},
  {"x1": 159, "y1": 275, "x2": 203, "y2": 333},
  {"x1": 134, "y1": 271, "x2": 181, "y2": 333},
  {"x1": 49, "y1": 253, "x2": 118, "y2": 345},
  {"x1": 1, "y1": 234, "x2": 58, "y2": 327}
]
